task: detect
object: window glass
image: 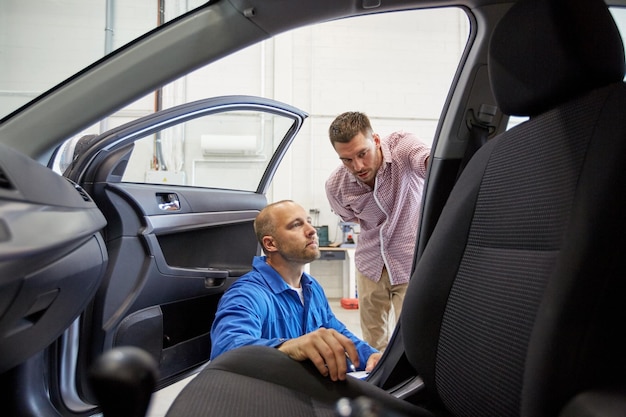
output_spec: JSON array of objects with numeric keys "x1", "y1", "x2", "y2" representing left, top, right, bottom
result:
[
  {"x1": 0, "y1": 0, "x2": 209, "y2": 119},
  {"x1": 122, "y1": 109, "x2": 296, "y2": 192},
  {"x1": 610, "y1": 6, "x2": 626, "y2": 75}
]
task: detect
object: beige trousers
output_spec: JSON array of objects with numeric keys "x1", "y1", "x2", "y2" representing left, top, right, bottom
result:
[{"x1": 357, "y1": 267, "x2": 408, "y2": 351}]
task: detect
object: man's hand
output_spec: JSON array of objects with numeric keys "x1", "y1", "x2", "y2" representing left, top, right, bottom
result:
[
  {"x1": 277, "y1": 328, "x2": 359, "y2": 381},
  {"x1": 365, "y1": 352, "x2": 382, "y2": 372}
]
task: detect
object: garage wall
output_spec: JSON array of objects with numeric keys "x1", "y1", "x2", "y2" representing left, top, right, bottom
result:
[{"x1": 0, "y1": 1, "x2": 469, "y2": 243}]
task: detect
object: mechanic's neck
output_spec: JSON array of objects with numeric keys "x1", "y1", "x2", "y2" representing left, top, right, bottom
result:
[{"x1": 266, "y1": 257, "x2": 303, "y2": 288}]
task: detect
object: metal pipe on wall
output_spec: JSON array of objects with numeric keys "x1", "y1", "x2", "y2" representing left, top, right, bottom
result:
[
  {"x1": 153, "y1": 0, "x2": 167, "y2": 171},
  {"x1": 100, "y1": 0, "x2": 115, "y2": 133}
]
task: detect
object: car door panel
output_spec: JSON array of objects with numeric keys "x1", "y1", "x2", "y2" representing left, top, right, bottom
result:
[
  {"x1": 105, "y1": 190, "x2": 261, "y2": 381},
  {"x1": 80, "y1": 183, "x2": 263, "y2": 395}
]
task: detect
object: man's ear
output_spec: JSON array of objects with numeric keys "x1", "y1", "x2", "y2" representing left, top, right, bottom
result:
[
  {"x1": 262, "y1": 236, "x2": 278, "y2": 253},
  {"x1": 373, "y1": 133, "x2": 381, "y2": 147}
]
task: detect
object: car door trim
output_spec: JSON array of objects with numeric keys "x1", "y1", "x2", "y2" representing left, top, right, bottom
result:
[{"x1": 143, "y1": 210, "x2": 258, "y2": 235}]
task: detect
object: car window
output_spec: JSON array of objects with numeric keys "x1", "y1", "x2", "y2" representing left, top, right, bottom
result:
[
  {"x1": 611, "y1": 7, "x2": 626, "y2": 63},
  {"x1": 0, "y1": 0, "x2": 210, "y2": 120},
  {"x1": 122, "y1": 108, "x2": 298, "y2": 192}
]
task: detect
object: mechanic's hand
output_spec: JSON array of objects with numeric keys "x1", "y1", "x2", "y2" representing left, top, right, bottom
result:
[
  {"x1": 277, "y1": 328, "x2": 359, "y2": 381},
  {"x1": 365, "y1": 352, "x2": 382, "y2": 372}
]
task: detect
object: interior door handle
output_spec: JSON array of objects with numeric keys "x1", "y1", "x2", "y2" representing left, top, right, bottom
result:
[{"x1": 156, "y1": 193, "x2": 180, "y2": 211}]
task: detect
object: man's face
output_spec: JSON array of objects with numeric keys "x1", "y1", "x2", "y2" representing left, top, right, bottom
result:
[
  {"x1": 270, "y1": 202, "x2": 320, "y2": 264},
  {"x1": 333, "y1": 132, "x2": 382, "y2": 187}
]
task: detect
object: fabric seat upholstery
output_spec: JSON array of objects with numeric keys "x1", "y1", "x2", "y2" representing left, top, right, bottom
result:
[{"x1": 165, "y1": 0, "x2": 626, "y2": 416}]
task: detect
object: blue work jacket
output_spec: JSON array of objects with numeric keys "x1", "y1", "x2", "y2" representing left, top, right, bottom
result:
[{"x1": 210, "y1": 256, "x2": 377, "y2": 369}]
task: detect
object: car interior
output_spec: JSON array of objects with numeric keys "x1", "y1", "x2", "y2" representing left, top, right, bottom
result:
[
  {"x1": 0, "y1": 0, "x2": 625, "y2": 416},
  {"x1": 162, "y1": 0, "x2": 626, "y2": 415}
]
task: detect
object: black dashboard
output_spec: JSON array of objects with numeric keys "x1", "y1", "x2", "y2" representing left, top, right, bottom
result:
[{"x1": 0, "y1": 142, "x2": 108, "y2": 373}]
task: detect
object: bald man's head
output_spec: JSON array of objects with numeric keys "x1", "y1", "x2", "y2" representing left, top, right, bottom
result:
[{"x1": 254, "y1": 200, "x2": 297, "y2": 247}]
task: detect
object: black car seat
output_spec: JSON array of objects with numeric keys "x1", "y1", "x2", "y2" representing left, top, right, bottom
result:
[{"x1": 165, "y1": 0, "x2": 626, "y2": 415}]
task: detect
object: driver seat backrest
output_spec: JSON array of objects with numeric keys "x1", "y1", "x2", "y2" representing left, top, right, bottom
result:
[
  {"x1": 165, "y1": 0, "x2": 626, "y2": 416},
  {"x1": 403, "y1": 0, "x2": 626, "y2": 415}
]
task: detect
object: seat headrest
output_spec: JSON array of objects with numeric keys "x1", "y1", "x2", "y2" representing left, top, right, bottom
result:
[{"x1": 489, "y1": 0, "x2": 625, "y2": 117}]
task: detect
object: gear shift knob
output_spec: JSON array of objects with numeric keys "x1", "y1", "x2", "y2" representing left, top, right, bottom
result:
[{"x1": 89, "y1": 346, "x2": 159, "y2": 417}]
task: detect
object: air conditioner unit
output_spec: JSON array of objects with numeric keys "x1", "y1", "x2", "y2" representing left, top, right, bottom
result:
[{"x1": 200, "y1": 134, "x2": 259, "y2": 155}]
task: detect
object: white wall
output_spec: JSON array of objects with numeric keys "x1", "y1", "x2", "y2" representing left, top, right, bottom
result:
[{"x1": 0, "y1": 1, "x2": 469, "y2": 243}]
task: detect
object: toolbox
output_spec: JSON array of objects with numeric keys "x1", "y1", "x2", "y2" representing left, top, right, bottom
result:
[{"x1": 340, "y1": 297, "x2": 359, "y2": 309}]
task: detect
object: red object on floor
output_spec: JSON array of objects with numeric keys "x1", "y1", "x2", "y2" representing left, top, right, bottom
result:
[{"x1": 340, "y1": 298, "x2": 359, "y2": 309}]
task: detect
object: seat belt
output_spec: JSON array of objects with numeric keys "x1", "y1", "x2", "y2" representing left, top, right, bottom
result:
[{"x1": 456, "y1": 104, "x2": 497, "y2": 179}]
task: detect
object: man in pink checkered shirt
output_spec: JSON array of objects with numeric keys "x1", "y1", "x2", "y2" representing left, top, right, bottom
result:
[{"x1": 325, "y1": 111, "x2": 430, "y2": 351}]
